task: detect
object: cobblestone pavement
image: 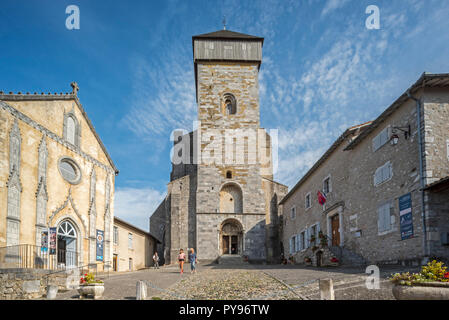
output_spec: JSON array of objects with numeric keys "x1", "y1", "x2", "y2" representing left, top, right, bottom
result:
[
  {"x1": 54, "y1": 262, "x2": 420, "y2": 300},
  {"x1": 257, "y1": 264, "x2": 421, "y2": 300},
  {"x1": 56, "y1": 265, "x2": 191, "y2": 300}
]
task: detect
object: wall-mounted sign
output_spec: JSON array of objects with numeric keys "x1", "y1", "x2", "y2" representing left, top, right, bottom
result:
[
  {"x1": 399, "y1": 193, "x2": 414, "y2": 240},
  {"x1": 96, "y1": 229, "x2": 104, "y2": 261},
  {"x1": 49, "y1": 227, "x2": 57, "y2": 255},
  {"x1": 41, "y1": 230, "x2": 48, "y2": 253}
]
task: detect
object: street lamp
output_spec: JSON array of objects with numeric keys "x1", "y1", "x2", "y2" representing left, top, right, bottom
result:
[{"x1": 390, "y1": 124, "x2": 411, "y2": 145}]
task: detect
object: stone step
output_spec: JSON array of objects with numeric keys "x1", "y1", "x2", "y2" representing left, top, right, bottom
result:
[
  {"x1": 217, "y1": 255, "x2": 248, "y2": 265},
  {"x1": 329, "y1": 246, "x2": 367, "y2": 266}
]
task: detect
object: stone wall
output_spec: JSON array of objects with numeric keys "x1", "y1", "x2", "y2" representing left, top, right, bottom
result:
[{"x1": 0, "y1": 268, "x2": 70, "y2": 300}]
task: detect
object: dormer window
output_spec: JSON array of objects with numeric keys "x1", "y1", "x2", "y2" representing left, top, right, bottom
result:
[
  {"x1": 223, "y1": 93, "x2": 237, "y2": 115},
  {"x1": 63, "y1": 110, "x2": 80, "y2": 147}
]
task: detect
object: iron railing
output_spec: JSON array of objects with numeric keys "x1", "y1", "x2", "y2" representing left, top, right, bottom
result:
[{"x1": 0, "y1": 244, "x2": 79, "y2": 270}]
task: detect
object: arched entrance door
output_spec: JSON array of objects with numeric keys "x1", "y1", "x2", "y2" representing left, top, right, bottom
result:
[
  {"x1": 57, "y1": 220, "x2": 78, "y2": 267},
  {"x1": 220, "y1": 219, "x2": 243, "y2": 255}
]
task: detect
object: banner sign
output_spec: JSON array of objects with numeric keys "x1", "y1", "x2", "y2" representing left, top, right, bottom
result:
[
  {"x1": 96, "y1": 229, "x2": 104, "y2": 261},
  {"x1": 399, "y1": 193, "x2": 414, "y2": 240},
  {"x1": 41, "y1": 230, "x2": 48, "y2": 253},
  {"x1": 49, "y1": 227, "x2": 57, "y2": 255}
]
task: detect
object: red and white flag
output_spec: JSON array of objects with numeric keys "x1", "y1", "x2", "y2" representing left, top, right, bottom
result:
[{"x1": 317, "y1": 190, "x2": 327, "y2": 205}]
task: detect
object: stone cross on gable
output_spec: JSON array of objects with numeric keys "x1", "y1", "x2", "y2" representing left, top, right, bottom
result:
[{"x1": 70, "y1": 82, "x2": 79, "y2": 95}]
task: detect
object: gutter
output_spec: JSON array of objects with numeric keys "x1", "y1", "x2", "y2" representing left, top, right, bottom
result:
[{"x1": 406, "y1": 90, "x2": 429, "y2": 261}]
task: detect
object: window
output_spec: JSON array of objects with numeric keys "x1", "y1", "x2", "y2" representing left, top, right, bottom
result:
[
  {"x1": 113, "y1": 226, "x2": 118, "y2": 245},
  {"x1": 290, "y1": 235, "x2": 297, "y2": 253},
  {"x1": 305, "y1": 193, "x2": 311, "y2": 209},
  {"x1": 372, "y1": 127, "x2": 391, "y2": 152},
  {"x1": 223, "y1": 93, "x2": 237, "y2": 115},
  {"x1": 226, "y1": 171, "x2": 232, "y2": 179},
  {"x1": 323, "y1": 176, "x2": 331, "y2": 194},
  {"x1": 378, "y1": 203, "x2": 392, "y2": 233},
  {"x1": 66, "y1": 116, "x2": 76, "y2": 145},
  {"x1": 374, "y1": 161, "x2": 393, "y2": 186},
  {"x1": 290, "y1": 207, "x2": 296, "y2": 220},
  {"x1": 58, "y1": 157, "x2": 81, "y2": 184},
  {"x1": 300, "y1": 231, "x2": 305, "y2": 251},
  {"x1": 311, "y1": 225, "x2": 317, "y2": 246},
  {"x1": 129, "y1": 258, "x2": 133, "y2": 271},
  {"x1": 128, "y1": 233, "x2": 133, "y2": 249}
]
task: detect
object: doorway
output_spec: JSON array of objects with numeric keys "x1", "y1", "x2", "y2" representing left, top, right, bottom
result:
[
  {"x1": 220, "y1": 219, "x2": 243, "y2": 255},
  {"x1": 331, "y1": 214, "x2": 340, "y2": 246},
  {"x1": 113, "y1": 254, "x2": 118, "y2": 271},
  {"x1": 57, "y1": 220, "x2": 78, "y2": 267}
]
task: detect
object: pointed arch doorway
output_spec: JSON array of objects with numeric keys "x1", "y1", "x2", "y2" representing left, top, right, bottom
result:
[
  {"x1": 57, "y1": 220, "x2": 78, "y2": 267},
  {"x1": 220, "y1": 219, "x2": 243, "y2": 255}
]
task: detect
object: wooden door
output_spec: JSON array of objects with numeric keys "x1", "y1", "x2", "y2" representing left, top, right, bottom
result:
[
  {"x1": 222, "y1": 236, "x2": 230, "y2": 254},
  {"x1": 331, "y1": 215, "x2": 340, "y2": 246},
  {"x1": 113, "y1": 254, "x2": 117, "y2": 271}
]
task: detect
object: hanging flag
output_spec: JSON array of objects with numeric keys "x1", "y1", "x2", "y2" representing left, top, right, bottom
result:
[{"x1": 317, "y1": 190, "x2": 327, "y2": 205}]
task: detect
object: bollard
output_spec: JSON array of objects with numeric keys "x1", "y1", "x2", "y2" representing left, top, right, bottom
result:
[
  {"x1": 46, "y1": 285, "x2": 59, "y2": 300},
  {"x1": 136, "y1": 281, "x2": 147, "y2": 300},
  {"x1": 319, "y1": 278, "x2": 335, "y2": 300}
]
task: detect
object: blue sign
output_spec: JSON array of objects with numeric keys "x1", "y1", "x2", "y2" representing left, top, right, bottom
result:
[
  {"x1": 399, "y1": 193, "x2": 414, "y2": 240},
  {"x1": 96, "y1": 229, "x2": 104, "y2": 261}
]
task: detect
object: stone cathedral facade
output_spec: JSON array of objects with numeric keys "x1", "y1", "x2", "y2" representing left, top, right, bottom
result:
[
  {"x1": 0, "y1": 84, "x2": 118, "y2": 269},
  {"x1": 150, "y1": 30, "x2": 287, "y2": 264}
]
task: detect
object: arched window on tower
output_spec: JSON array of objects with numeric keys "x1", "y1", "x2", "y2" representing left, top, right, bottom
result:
[
  {"x1": 223, "y1": 93, "x2": 237, "y2": 115},
  {"x1": 64, "y1": 111, "x2": 80, "y2": 147}
]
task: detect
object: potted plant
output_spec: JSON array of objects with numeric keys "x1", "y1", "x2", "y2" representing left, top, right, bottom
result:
[
  {"x1": 390, "y1": 260, "x2": 449, "y2": 300},
  {"x1": 304, "y1": 256, "x2": 312, "y2": 265},
  {"x1": 288, "y1": 255, "x2": 295, "y2": 264},
  {"x1": 318, "y1": 232, "x2": 328, "y2": 247},
  {"x1": 310, "y1": 235, "x2": 316, "y2": 245},
  {"x1": 78, "y1": 272, "x2": 105, "y2": 299},
  {"x1": 329, "y1": 257, "x2": 339, "y2": 266}
]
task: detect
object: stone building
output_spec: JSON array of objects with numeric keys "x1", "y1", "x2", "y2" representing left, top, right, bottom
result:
[
  {"x1": 0, "y1": 83, "x2": 118, "y2": 270},
  {"x1": 112, "y1": 217, "x2": 159, "y2": 271},
  {"x1": 150, "y1": 30, "x2": 287, "y2": 264},
  {"x1": 281, "y1": 73, "x2": 449, "y2": 266}
]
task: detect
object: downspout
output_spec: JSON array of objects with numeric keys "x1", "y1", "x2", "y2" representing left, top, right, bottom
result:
[{"x1": 406, "y1": 90, "x2": 428, "y2": 261}]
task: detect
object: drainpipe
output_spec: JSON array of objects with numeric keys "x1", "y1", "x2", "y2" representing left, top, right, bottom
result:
[{"x1": 406, "y1": 90, "x2": 428, "y2": 262}]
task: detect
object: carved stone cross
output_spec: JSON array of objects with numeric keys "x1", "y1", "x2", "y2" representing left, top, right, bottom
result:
[{"x1": 70, "y1": 82, "x2": 79, "y2": 95}]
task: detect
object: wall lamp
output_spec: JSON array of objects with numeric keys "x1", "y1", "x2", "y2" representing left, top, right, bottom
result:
[{"x1": 390, "y1": 125, "x2": 411, "y2": 145}]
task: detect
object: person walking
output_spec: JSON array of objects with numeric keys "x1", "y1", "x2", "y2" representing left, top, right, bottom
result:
[
  {"x1": 178, "y1": 249, "x2": 186, "y2": 274},
  {"x1": 153, "y1": 252, "x2": 160, "y2": 269},
  {"x1": 189, "y1": 248, "x2": 198, "y2": 274}
]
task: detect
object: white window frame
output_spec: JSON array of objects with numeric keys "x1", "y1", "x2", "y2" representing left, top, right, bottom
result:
[
  {"x1": 374, "y1": 161, "x2": 393, "y2": 186},
  {"x1": 113, "y1": 226, "x2": 118, "y2": 245},
  {"x1": 128, "y1": 233, "x2": 133, "y2": 249},
  {"x1": 305, "y1": 192, "x2": 312, "y2": 210},
  {"x1": 378, "y1": 202, "x2": 394, "y2": 235},
  {"x1": 290, "y1": 206, "x2": 296, "y2": 220},
  {"x1": 323, "y1": 175, "x2": 332, "y2": 194},
  {"x1": 372, "y1": 126, "x2": 391, "y2": 152}
]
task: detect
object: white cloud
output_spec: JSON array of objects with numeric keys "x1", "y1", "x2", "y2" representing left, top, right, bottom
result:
[
  {"x1": 321, "y1": 0, "x2": 350, "y2": 17},
  {"x1": 114, "y1": 187, "x2": 166, "y2": 231}
]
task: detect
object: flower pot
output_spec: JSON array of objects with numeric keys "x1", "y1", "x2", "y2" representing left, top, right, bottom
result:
[
  {"x1": 392, "y1": 282, "x2": 449, "y2": 300},
  {"x1": 78, "y1": 283, "x2": 105, "y2": 300}
]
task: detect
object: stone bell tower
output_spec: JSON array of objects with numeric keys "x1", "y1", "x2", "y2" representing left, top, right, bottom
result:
[
  {"x1": 150, "y1": 29, "x2": 287, "y2": 264},
  {"x1": 191, "y1": 29, "x2": 285, "y2": 262}
]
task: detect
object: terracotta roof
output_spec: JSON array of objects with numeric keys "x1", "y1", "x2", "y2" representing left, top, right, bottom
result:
[
  {"x1": 345, "y1": 73, "x2": 449, "y2": 151},
  {"x1": 279, "y1": 121, "x2": 372, "y2": 205},
  {"x1": 192, "y1": 29, "x2": 264, "y2": 43},
  {"x1": 0, "y1": 84, "x2": 118, "y2": 174},
  {"x1": 423, "y1": 176, "x2": 449, "y2": 192}
]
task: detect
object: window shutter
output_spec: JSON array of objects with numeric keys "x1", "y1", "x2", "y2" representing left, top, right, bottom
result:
[
  {"x1": 372, "y1": 135, "x2": 380, "y2": 151},
  {"x1": 374, "y1": 167, "x2": 381, "y2": 185},
  {"x1": 295, "y1": 234, "x2": 300, "y2": 252},
  {"x1": 289, "y1": 237, "x2": 293, "y2": 254},
  {"x1": 317, "y1": 222, "x2": 321, "y2": 235},
  {"x1": 378, "y1": 207, "x2": 384, "y2": 232}
]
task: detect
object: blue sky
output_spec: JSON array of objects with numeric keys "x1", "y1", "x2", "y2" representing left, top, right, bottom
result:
[{"x1": 1, "y1": 0, "x2": 449, "y2": 230}]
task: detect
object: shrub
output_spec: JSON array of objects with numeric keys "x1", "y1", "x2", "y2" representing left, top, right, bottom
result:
[{"x1": 390, "y1": 260, "x2": 449, "y2": 285}]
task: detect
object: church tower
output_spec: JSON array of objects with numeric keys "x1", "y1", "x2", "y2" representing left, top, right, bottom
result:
[
  {"x1": 192, "y1": 29, "x2": 282, "y2": 261},
  {"x1": 150, "y1": 29, "x2": 287, "y2": 264}
]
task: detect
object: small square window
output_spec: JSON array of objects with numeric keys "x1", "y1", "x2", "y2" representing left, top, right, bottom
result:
[
  {"x1": 305, "y1": 193, "x2": 311, "y2": 209},
  {"x1": 290, "y1": 207, "x2": 296, "y2": 220}
]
